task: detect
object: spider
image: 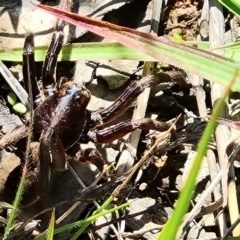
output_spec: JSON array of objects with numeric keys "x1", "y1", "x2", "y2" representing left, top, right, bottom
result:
[{"x1": 1, "y1": 19, "x2": 171, "y2": 203}]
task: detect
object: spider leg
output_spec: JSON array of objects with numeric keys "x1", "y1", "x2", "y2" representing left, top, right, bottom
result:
[
  {"x1": 41, "y1": 20, "x2": 65, "y2": 97},
  {"x1": 39, "y1": 128, "x2": 66, "y2": 198},
  {"x1": 67, "y1": 144, "x2": 106, "y2": 173},
  {"x1": 0, "y1": 125, "x2": 28, "y2": 151},
  {"x1": 77, "y1": 148, "x2": 105, "y2": 173},
  {"x1": 87, "y1": 118, "x2": 172, "y2": 144},
  {"x1": 87, "y1": 75, "x2": 163, "y2": 128},
  {"x1": 41, "y1": 0, "x2": 72, "y2": 96},
  {"x1": 22, "y1": 33, "x2": 41, "y2": 106},
  {"x1": 39, "y1": 129, "x2": 51, "y2": 198}
]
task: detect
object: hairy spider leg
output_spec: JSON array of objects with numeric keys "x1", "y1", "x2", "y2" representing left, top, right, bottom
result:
[
  {"x1": 41, "y1": 20, "x2": 66, "y2": 97},
  {"x1": 86, "y1": 75, "x2": 163, "y2": 129},
  {"x1": 22, "y1": 33, "x2": 41, "y2": 106},
  {"x1": 88, "y1": 118, "x2": 171, "y2": 144},
  {"x1": 39, "y1": 127, "x2": 66, "y2": 198}
]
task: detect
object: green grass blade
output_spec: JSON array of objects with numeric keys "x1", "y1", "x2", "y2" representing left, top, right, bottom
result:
[
  {"x1": 0, "y1": 43, "x2": 154, "y2": 62},
  {"x1": 2, "y1": 39, "x2": 240, "y2": 92},
  {"x1": 3, "y1": 166, "x2": 27, "y2": 240},
  {"x1": 2, "y1": 41, "x2": 240, "y2": 63},
  {"x1": 56, "y1": 200, "x2": 129, "y2": 235},
  {"x1": 218, "y1": 0, "x2": 240, "y2": 16},
  {"x1": 34, "y1": 199, "x2": 130, "y2": 240},
  {"x1": 157, "y1": 70, "x2": 238, "y2": 240},
  {"x1": 69, "y1": 199, "x2": 129, "y2": 239},
  {"x1": 46, "y1": 208, "x2": 55, "y2": 240}
]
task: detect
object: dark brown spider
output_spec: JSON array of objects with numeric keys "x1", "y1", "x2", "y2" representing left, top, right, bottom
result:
[{"x1": 1, "y1": 19, "x2": 171, "y2": 203}]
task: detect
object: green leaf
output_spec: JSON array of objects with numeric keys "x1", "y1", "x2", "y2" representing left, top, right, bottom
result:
[
  {"x1": 7, "y1": 92, "x2": 17, "y2": 106},
  {"x1": 13, "y1": 103, "x2": 27, "y2": 114}
]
